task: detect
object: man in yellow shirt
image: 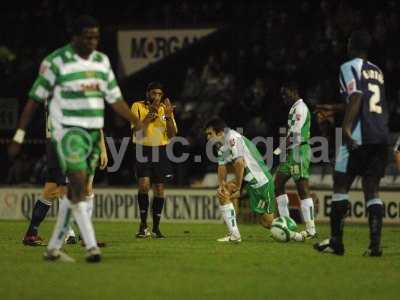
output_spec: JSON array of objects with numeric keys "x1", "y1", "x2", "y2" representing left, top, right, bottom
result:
[{"x1": 131, "y1": 82, "x2": 177, "y2": 238}]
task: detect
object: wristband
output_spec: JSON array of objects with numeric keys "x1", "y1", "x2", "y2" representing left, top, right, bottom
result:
[{"x1": 13, "y1": 128, "x2": 26, "y2": 144}]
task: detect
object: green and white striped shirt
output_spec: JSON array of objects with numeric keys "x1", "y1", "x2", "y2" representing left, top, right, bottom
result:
[
  {"x1": 217, "y1": 129, "x2": 271, "y2": 188},
  {"x1": 287, "y1": 99, "x2": 310, "y2": 149},
  {"x1": 29, "y1": 44, "x2": 122, "y2": 129}
]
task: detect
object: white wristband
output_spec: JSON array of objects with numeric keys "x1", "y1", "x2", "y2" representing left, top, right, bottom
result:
[{"x1": 13, "y1": 129, "x2": 25, "y2": 144}]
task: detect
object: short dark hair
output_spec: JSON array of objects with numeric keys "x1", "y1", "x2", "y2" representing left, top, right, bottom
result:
[
  {"x1": 204, "y1": 116, "x2": 227, "y2": 133},
  {"x1": 71, "y1": 15, "x2": 99, "y2": 36},
  {"x1": 146, "y1": 81, "x2": 164, "y2": 92},
  {"x1": 349, "y1": 30, "x2": 371, "y2": 53}
]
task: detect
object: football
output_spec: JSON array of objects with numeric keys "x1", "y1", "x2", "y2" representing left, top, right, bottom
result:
[{"x1": 270, "y1": 216, "x2": 298, "y2": 242}]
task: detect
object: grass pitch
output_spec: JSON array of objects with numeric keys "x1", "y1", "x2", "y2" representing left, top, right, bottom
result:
[{"x1": 0, "y1": 221, "x2": 399, "y2": 300}]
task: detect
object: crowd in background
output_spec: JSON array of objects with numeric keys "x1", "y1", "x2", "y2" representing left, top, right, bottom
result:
[{"x1": 2, "y1": 0, "x2": 400, "y2": 185}]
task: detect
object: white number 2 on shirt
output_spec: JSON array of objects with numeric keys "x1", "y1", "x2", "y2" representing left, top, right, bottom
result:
[{"x1": 368, "y1": 83, "x2": 382, "y2": 114}]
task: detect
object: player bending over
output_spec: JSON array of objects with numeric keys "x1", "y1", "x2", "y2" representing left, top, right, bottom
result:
[{"x1": 205, "y1": 117, "x2": 304, "y2": 243}]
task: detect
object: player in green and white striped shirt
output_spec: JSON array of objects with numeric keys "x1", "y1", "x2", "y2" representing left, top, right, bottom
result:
[
  {"x1": 9, "y1": 15, "x2": 141, "y2": 262},
  {"x1": 274, "y1": 82, "x2": 317, "y2": 239},
  {"x1": 205, "y1": 117, "x2": 304, "y2": 243}
]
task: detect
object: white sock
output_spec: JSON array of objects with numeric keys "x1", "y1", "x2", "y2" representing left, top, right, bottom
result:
[
  {"x1": 47, "y1": 196, "x2": 72, "y2": 250},
  {"x1": 289, "y1": 230, "x2": 304, "y2": 242},
  {"x1": 71, "y1": 201, "x2": 97, "y2": 250},
  {"x1": 86, "y1": 193, "x2": 95, "y2": 219},
  {"x1": 301, "y1": 197, "x2": 316, "y2": 235},
  {"x1": 220, "y1": 203, "x2": 240, "y2": 238},
  {"x1": 276, "y1": 194, "x2": 290, "y2": 217}
]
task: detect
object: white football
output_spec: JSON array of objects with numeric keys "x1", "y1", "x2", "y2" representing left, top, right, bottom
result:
[{"x1": 270, "y1": 217, "x2": 291, "y2": 242}]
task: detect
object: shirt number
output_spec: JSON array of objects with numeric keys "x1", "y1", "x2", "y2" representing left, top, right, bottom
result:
[{"x1": 368, "y1": 83, "x2": 382, "y2": 114}]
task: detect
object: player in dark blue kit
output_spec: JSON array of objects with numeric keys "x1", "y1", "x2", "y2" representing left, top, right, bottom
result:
[{"x1": 314, "y1": 30, "x2": 389, "y2": 256}]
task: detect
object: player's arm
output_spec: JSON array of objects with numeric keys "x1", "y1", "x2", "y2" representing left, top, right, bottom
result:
[
  {"x1": 8, "y1": 99, "x2": 40, "y2": 158},
  {"x1": 104, "y1": 61, "x2": 143, "y2": 131},
  {"x1": 342, "y1": 93, "x2": 362, "y2": 150},
  {"x1": 110, "y1": 100, "x2": 142, "y2": 130},
  {"x1": 99, "y1": 129, "x2": 108, "y2": 170},
  {"x1": 163, "y1": 98, "x2": 177, "y2": 139},
  {"x1": 339, "y1": 61, "x2": 363, "y2": 149},
  {"x1": 9, "y1": 58, "x2": 55, "y2": 158},
  {"x1": 218, "y1": 164, "x2": 227, "y2": 186},
  {"x1": 216, "y1": 156, "x2": 228, "y2": 200}
]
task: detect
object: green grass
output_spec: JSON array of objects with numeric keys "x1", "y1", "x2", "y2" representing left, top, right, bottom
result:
[{"x1": 0, "y1": 221, "x2": 399, "y2": 300}]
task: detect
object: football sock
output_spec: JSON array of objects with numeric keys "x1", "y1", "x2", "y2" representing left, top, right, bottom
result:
[
  {"x1": 152, "y1": 197, "x2": 165, "y2": 231},
  {"x1": 367, "y1": 202, "x2": 383, "y2": 250},
  {"x1": 138, "y1": 193, "x2": 149, "y2": 227},
  {"x1": 26, "y1": 198, "x2": 52, "y2": 237},
  {"x1": 330, "y1": 199, "x2": 349, "y2": 244},
  {"x1": 47, "y1": 196, "x2": 72, "y2": 250},
  {"x1": 289, "y1": 231, "x2": 304, "y2": 242},
  {"x1": 71, "y1": 201, "x2": 97, "y2": 250},
  {"x1": 220, "y1": 203, "x2": 240, "y2": 237},
  {"x1": 301, "y1": 197, "x2": 316, "y2": 235},
  {"x1": 276, "y1": 194, "x2": 290, "y2": 218},
  {"x1": 86, "y1": 193, "x2": 95, "y2": 219}
]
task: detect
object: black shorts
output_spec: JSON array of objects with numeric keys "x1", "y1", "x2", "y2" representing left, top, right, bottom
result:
[
  {"x1": 347, "y1": 144, "x2": 388, "y2": 178},
  {"x1": 45, "y1": 141, "x2": 67, "y2": 185},
  {"x1": 134, "y1": 145, "x2": 173, "y2": 184}
]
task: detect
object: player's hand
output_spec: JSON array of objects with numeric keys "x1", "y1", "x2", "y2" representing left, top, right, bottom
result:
[
  {"x1": 163, "y1": 98, "x2": 175, "y2": 118},
  {"x1": 224, "y1": 181, "x2": 238, "y2": 193},
  {"x1": 8, "y1": 142, "x2": 22, "y2": 160},
  {"x1": 144, "y1": 112, "x2": 157, "y2": 122},
  {"x1": 99, "y1": 150, "x2": 108, "y2": 170},
  {"x1": 146, "y1": 99, "x2": 160, "y2": 122},
  {"x1": 217, "y1": 185, "x2": 230, "y2": 202}
]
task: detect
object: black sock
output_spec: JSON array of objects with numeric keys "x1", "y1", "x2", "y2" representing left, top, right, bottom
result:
[
  {"x1": 152, "y1": 197, "x2": 165, "y2": 231},
  {"x1": 367, "y1": 204, "x2": 383, "y2": 250},
  {"x1": 330, "y1": 200, "x2": 349, "y2": 244},
  {"x1": 25, "y1": 199, "x2": 51, "y2": 237},
  {"x1": 138, "y1": 193, "x2": 149, "y2": 227}
]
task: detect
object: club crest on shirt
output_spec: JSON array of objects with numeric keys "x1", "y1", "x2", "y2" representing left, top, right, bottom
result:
[
  {"x1": 161, "y1": 114, "x2": 167, "y2": 121},
  {"x1": 229, "y1": 138, "x2": 236, "y2": 147},
  {"x1": 295, "y1": 113, "x2": 301, "y2": 121}
]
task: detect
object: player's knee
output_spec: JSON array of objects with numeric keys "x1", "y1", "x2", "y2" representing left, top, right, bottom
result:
[
  {"x1": 85, "y1": 184, "x2": 93, "y2": 196},
  {"x1": 67, "y1": 181, "x2": 85, "y2": 203},
  {"x1": 219, "y1": 199, "x2": 229, "y2": 205},
  {"x1": 260, "y1": 217, "x2": 272, "y2": 229},
  {"x1": 153, "y1": 184, "x2": 165, "y2": 197},
  {"x1": 259, "y1": 213, "x2": 273, "y2": 229},
  {"x1": 85, "y1": 175, "x2": 94, "y2": 195},
  {"x1": 297, "y1": 187, "x2": 309, "y2": 199},
  {"x1": 138, "y1": 183, "x2": 150, "y2": 194},
  {"x1": 43, "y1": 184, "x2": 60, "y2": 200}
]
